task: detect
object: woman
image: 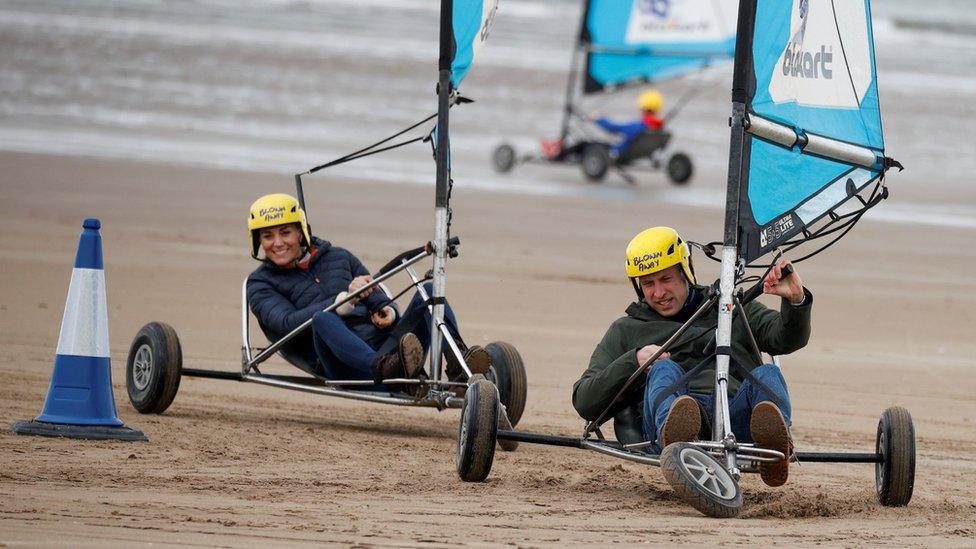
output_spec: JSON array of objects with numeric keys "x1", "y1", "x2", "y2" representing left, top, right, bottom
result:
[{"x1": 244, "y1": 193, "x2": 488, "y2": 389}]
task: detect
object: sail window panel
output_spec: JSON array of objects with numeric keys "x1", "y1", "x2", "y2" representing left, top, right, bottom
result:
[{"x1": 794, "y1": 167, "x2": 876, "y2": 225}]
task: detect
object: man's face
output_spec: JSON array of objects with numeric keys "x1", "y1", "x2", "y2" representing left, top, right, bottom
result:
[
  {"x1": 638, "y1": 265, "x2": 689, "y2": 317},
  {"x1": 259, "y1": 223, "x2": 303, "y2": 267}
]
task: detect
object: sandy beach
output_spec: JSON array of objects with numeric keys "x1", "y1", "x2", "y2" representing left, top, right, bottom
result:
[{"x1": 1, "y1": 151, "x2": 974, "y2": 546}]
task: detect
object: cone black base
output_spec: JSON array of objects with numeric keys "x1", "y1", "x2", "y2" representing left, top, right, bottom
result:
[{"x1": 11, "y1": 420, "x2": 147, "y2": 441}]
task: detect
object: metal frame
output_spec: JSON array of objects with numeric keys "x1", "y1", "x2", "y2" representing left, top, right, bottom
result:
[{"x1": 181, "y1": 244, "x2": 484, "y2": 411}]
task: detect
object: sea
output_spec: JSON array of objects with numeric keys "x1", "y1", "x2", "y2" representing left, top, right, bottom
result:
[{"x1": 1, "y1": 0, "x2": 974, "y2": 228}]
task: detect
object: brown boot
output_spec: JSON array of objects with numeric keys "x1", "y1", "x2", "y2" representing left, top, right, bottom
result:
[
  {"x1": 444, "y1": 345, "x2": 491, "y2": 381},
  {"x1": 750, "y1": 401, "x2": 793, "y2": 487},
  {"x1": 373, "y1": 333, "x2": 423, "y2": 381},
  {"x1": 660, "y1": 395, "x2": 701, "y2": 448}
]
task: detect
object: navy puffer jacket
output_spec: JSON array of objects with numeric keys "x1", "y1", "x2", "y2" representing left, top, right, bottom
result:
[{"x1": 246, "y1": 238, "x2": 394, "y2": 368}]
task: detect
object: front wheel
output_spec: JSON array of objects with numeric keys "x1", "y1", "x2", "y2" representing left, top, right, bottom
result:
[
  {"x1": 456, "y1": 376, "x2": 499, "y2": 482},
  {"x1": 666, "y1": 153, "x2": 693, "y2": 184},
  {"x1": 126, "y1": 322, "x2": 182, "y2": 414},
  {"x1": 492, "y1": 144, "x2": 516, "y2": 173},
  {"x1": 581, "y1": 144, "x2": 610, "y2": 182},
  {"x1": 484, "y1": 341, "x2": 527, "y2": 428},
  {"x1": 661, "y1": 442, "x2": 742, "y2": 518},
  {"x1": 876, "y1": 406, "x2": 915, "y2": 506}
]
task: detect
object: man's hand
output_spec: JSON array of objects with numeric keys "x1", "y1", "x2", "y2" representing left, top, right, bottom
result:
[
  {"x1": 763, "y1": 259, "x2": 805, "y2": 304},
  {"x1": 637, "y1": 344, "x2": 670, "y2": 371},
  {"x1": 371, "y1": 306, "x2": 395, "y2": 329},
  {"x1": 347, "y1": 275, "x2": 376, "y2": 304}
]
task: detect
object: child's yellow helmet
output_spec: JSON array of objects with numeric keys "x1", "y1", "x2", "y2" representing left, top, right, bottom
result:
[
  {"x1": 637, "y1": 89, "x2": 663, "y2": 113},
  {"x1": 625, "y1": 226, "x2": 696, "y2": 284},
  {"x1": 247, "y1": 193, "x2": 311, "y2": 259}
]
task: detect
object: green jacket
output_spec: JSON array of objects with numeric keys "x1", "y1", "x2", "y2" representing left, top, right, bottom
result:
[{"x1": 572, "y1": 286, "x2": 812, "y2": 421}]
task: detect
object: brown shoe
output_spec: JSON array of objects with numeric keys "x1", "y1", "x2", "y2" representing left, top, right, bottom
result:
[
  {"x1": 373, "y1": 333, "x2": 424, "y2": 381},
  {"x1": 444, "y1": 345, "x2": 491, "y2": 380},
  {"x1": 750, "y1": 401, "x2": 793, "y2": 487},
  {"x1": 660, "y1": 395, "x2": 701, "y2": 448}
]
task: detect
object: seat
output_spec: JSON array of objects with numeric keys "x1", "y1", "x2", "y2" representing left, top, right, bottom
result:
[
  {"x1": 612, "y1": 403, "x2": 647, "y2": 446},
  {"x1": 617, "y1": 131, "x2": 671, "y2": 165}
]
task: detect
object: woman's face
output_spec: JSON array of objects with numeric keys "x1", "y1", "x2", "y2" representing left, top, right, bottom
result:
[{"x1": 259, "y1": 223, "x2": 303, "y2": 267}]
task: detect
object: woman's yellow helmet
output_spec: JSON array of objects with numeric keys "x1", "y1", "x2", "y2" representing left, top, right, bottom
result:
[
  {"x1": 625, "y1": 226, "x2": 696, "y2": 284},
  {"x1": 247, "y1": 193, "x2": 312, "y2": 259}
]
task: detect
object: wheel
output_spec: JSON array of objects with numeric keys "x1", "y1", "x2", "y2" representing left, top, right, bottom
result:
[
  {"x1": 456, "y1": 376, "x2": 499, "y2": 482},
  {"x1": 492, "y1": 144, "x2": 516, "y2": 173},
  {"x1": 484, "y1": 341, "x2": 527, "y2": 428},
  {"x1": 666, "y1": 152, "x2": 693, "y2": 184},
  {"x1": 876, "y1": 406, "x2": 915, "y2": 506},
  {"x1": 661, "y1": 442, "x2": 742, "y2": 518},
  {"x1": 126, "y1": 322, "x2": 182, "y2": 414},
  {"x1": 581, "y1": 144, "x2": 610, "y2": 182}
]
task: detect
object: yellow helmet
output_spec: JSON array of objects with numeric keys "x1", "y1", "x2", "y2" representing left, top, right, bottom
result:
[
  {"x1": 637, "y1": 89, "x2": 663, "y2": 112},
  {"x1": 625, "y1": 226, "x2": 696, "y2": 284},
  {"x1": 247, "y1": 193, "x2": 311, "y2": 259}
]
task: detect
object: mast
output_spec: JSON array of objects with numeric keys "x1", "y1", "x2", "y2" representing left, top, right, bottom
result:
[
  {"x1": 559, "y1": 1, "x2": 591, "y2": 142},
  {"x1": 430, "y1": 0, "x2": 455, "y2": 382},
  {"x1": 715, "y1": 0, "x2": 757, "y2": 474}
]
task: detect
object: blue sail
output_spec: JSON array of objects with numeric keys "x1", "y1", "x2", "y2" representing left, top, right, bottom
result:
[
  {"x1": 583, "y1": 0, "x2": 737, "y2": 93},
  {"x1": 450, "y1": 0, "x2": 498, "y2": 89},
  {"x1": 736, "y1": 0, "x2": 895, "y2": 262}
]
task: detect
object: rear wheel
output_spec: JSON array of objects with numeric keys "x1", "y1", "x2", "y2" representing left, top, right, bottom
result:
[
  {"x1": 876, "y1": 406, "x2": 915, "y2": 506},
  {"x1": 666, "y1": 152, "x2": 693, "y2": 184},
  {"x1": 661, "y1": 442, "x2": 742, "y2": 518},
  {"x1": 484, "y1": 341, "x2": 527, "y2": 428},
  {"x1": 456, "y1": 376, "x2": 499, "y2": 482},
  {"x1": 581, "y1": 144, "x2": 610, "y2": 182},
  {"x1": 492, "y1": 144, "x2": 516, "y2": 173},
  {"x1": 126, "y1": 322, "x2": 182, "y2": 414}
]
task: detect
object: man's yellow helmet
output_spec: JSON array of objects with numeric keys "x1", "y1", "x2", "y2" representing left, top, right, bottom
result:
[
  {"x1": 637, "y1": 89, "x2": 663, "y2": 112},
  {"x1": 247, "y1": 193, "x2": 312, "y2": 259},
  {"x1": 625, "y1": 226, "x2": 696, "y2": 284}
]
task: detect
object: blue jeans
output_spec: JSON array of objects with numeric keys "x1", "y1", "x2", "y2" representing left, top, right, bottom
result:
[
  {"x1": 311, "y1": 283, "x2": 460, "y2": 381},
  {"x1": 641, "y1": 359, "x2": 791, "y2": 453}
]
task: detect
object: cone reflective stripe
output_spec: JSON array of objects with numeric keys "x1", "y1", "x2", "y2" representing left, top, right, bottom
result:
[{"x1": 12, "y1": 218, "x2": 145, "y2": 441}]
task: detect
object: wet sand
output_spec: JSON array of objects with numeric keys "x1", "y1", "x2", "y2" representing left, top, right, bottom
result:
[{"x1": 1, "y1": 151, "x2": 974, "y2": 546}]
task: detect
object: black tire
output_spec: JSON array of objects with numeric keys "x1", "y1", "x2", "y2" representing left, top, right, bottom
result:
[
  {"x1": 492, "y1": 144, "x2": 516, "y2": 173},
  {"x1": 456, "y1": 376, "x2": 499, "y2": 482},
  {"x1": 484, "y1": 341, "x2": 527, "y2": 428},
  {"x1": 661, "y1": 442, "x2": 742, "y2": 518},
  {"x1": 876, "y1": 406, "x2": 915, "y2": 506},
  {"x1": 666, "y1": 152, "x2": 693, "y2": 184},
  {"x1": 126, "y1": 322, "x2": 182, "y2": 414},
  {"x1": 581, "y1": 144, "x2": 610, "y2": 182}
]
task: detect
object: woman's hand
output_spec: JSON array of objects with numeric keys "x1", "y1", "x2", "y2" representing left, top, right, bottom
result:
[
  {"x1": 637, "y1": 344, "x2": 670, "y2": 371},
  {"x1": 347, "y1": 275, "x2": 376, "y2": 303},
  {"x1": 371, "y1": 306, "x2": 395, "y2": 329},
  {"x1": 763, "y1": 259, "x2": 805, "y2": 304}
]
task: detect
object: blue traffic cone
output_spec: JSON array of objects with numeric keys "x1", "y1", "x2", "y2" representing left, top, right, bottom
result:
[{"x1": 12, "y1": 219, "x2": 146, "y2": 441}]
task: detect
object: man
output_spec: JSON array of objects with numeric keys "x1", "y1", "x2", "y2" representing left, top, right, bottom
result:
[
  {"x1": 573, "y1": 227, "x2": 811, "y2": 486},
  {"x1": 245, "y1": 193, "x2": 488, "y2": 390},
  {"x1": 589, "y1": 89, "x2": 666, "y2": 156}
]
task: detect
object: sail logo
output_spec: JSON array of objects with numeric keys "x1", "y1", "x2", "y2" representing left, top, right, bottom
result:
[
  {"x1": 480, "y1": 1, "x2": 498, "y2": 43},
  {"x1": 637, "y1": 0, "x2": 670, "y2": 19},
  {"x1": 625, "y1": 0, "x2": 734, "y2": 44},
  {"x1": 768, "y1": 0, "x2": 872, "y2": 109},
  {"x1": 782, "y1": 44, "x2": 833, "y2": 79},
  {"x1": 759, "y1": 215, "x2": 795, "y2": 248}
]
